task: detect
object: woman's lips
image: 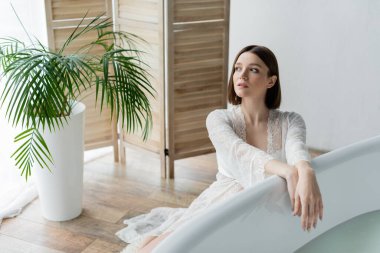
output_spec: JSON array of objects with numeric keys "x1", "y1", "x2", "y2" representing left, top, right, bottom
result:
[{"x1": 237, "y1": 82, "x2": 248, "y2": 88}]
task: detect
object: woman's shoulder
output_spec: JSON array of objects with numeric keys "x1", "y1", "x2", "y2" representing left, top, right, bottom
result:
[
  {"x1": 273, "y1": 109, "x2": 306, "y2": 125},
  {"x1": 207, "y1": 105, "x2": 238, "y2": 117},
  {"x1": 206, "y1": 105, "x2": 240, "y2": 125}
]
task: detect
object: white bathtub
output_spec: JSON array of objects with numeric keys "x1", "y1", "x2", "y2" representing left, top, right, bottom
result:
[{"x1": 154, "y1": 135, "x2": 380, "y2": 253}]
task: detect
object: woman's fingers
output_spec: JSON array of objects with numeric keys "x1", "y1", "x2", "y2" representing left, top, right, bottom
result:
[
  {"x1": 287, "y1": 182, "x2": 295, "y2": 212},
  {"x1": 319, "y1": 198, "x2": 324, "y2": 220},
  {"x1": 293, "y1": 195, "x2": 300, "y2": 216},
  {"x1": 301, "y1": 198, "x2": 323, "y2": 231},
  {"x1": 313, "y1": 202, "x2": 319, "y2": 228},
  {"x1": 301, "y1": 200, "x2": 308, "y2": 230},
  {"x1": 308, "y1": 202, "x2": 314, "y2": 231},
  {"x1": 290, "y1": 196, "x2": 295, "y2": 212}
]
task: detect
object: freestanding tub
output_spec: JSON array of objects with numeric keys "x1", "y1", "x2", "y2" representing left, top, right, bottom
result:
[{"x1": 153, "y1": 135, "x2": 380, "y2": 253}]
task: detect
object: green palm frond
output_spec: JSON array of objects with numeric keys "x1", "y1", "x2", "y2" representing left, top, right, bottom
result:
[
  {"x1": 0, "y1": 37, "x2": 26, "y2": 67},
  {"x1": 0, "y1": 47, "x2": 96, "y2": 131},
  {"x1": 96, "y1": 48, "x2": 155, "y2": 140},
  {"x1": 11, "y1": 128, "x2": 53, "y2": 181}
]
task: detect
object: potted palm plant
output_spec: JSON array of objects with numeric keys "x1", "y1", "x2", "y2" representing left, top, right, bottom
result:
[{"x1": 0, "y1": 15, "x2": 154, "y2": 221}]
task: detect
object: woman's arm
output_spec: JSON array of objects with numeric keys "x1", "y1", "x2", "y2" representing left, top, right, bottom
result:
[{"x1": 285, "y1": 112, "x2": 323, "y2": 231}]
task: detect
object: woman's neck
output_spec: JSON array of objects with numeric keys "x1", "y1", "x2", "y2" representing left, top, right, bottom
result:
[{"x1": 240, "y1": 98, "x2": 269, "y2": 126}]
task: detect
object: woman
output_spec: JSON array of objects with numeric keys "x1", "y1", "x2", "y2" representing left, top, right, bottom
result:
[{"x1": 116, "y1": 45, "x2": 324, "y2": 253}]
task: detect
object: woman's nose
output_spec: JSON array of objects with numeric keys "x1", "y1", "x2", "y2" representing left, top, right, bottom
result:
[{"x1": 240, "y1": 71, "x2": 248, "y2": 80}]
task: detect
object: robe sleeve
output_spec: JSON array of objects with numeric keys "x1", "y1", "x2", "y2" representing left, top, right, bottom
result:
[
  {"x1": 285, "y1": 112, "x2": 311, "y2": 166},
  {"x1": 206, "y1": 109, "x2": 274, "y2": 188}
]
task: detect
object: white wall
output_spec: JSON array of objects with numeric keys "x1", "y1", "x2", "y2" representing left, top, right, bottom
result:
[
  {"x1": 230, "y1": 0, "x2": 380, "y2": 150},
  {"x1": 0, "y1": 0, "x2": 47, "y2": 178},
  {"x1": 0, "y1": 0, "x2": 47, "y2": 41}
]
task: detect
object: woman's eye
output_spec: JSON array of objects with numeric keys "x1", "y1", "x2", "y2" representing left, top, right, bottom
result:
[
  {"x1": 250, "y1": 68, "x2": 259, "y2": 73},
  {"x1": 234, "y1": 66, "x2": 241, "y2": 71}
]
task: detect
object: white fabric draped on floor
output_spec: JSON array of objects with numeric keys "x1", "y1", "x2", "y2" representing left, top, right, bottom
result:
[{"x1": 0, "y1": 119, "x2": 38, "y2": 226}]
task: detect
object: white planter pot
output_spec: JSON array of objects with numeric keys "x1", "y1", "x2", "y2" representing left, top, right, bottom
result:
[{"x1": 34, "y1": 102, "x2": 85, "y2": 221}]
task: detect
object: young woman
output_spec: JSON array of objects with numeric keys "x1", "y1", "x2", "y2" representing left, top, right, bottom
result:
[{"x1": 117, "y1": 45, "x2": 324, "y2": 253}]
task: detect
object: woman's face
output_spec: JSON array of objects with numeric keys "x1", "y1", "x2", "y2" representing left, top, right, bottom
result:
[{"x1": 233, "y1": 52, "x2": 276, "y2": 101}]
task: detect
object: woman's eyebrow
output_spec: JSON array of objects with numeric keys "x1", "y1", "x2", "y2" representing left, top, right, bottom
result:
[
  {"x1": 235, "y1": 62, "x2": 262, "y2": 68},
  {"x1": 248, "y1": 63, "x2": 262, "y2": 68}
]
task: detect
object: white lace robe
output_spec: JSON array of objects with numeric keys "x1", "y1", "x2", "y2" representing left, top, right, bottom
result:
[{"x1": 116, "y1": 105, "x2": 311, "y2": 252}]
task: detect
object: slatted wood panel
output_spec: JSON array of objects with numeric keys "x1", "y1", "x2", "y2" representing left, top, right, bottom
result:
[
  {"x1": 174, "y1": 0, "x2": 226, "y2": 22},
  {"x1": 51, "y1": 0, "x2": 108, "y2": 20},
  {"x1": 166, "y1": 0, "x2": 230, "y2": 177},
  {"x1": 44, "y1": 0, "x2": 118, "y2": 154},
  {"x1": 114, "y1": 0, "x2": 165, "y2": 171}
]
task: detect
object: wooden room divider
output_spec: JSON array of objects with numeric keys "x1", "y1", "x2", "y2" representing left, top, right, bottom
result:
[
  {"x1": 165, "y1": 0, "x2": 230, "y2": 178},
  {"x1": 113, "y1": 0, "x2": 166, "y2": 176},
  {"x1": 45, "y1": 0, "x2": 229, "y2": 178},
  {"x1": 115, "y1": 0, "x2": 230, "y2": 178}
]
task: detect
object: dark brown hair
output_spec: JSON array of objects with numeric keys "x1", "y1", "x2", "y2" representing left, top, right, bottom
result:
[{"x1": 227, "y1": 45, "x2": 281, "y2": 109}]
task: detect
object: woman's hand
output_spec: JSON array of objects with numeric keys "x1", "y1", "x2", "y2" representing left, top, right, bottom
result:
[
  {"x1": 265, "y1": 160, "x2": 323, "y2": 231},
  {"x1": 293, "y1": 161, "x2": 323, "y2": 231}
]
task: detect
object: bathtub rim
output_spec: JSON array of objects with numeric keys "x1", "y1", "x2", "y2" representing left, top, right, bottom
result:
[{"x1": 154, "y1": 134, "x2": 380, "y2": 253}]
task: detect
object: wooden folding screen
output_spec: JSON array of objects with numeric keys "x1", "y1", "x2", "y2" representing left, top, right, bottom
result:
[
  {"x1": 114, "y1": 0, "x2": 166, "y2": 173},
  {"x1": 115, "y1": 0, "x2": 229, "y2": 178},
  {"x1": 166, "y1": 0, "x2": 230, "y2": 177},
  {"x1": 44, "y1": 0, "x2": 119, "y2": 160}
]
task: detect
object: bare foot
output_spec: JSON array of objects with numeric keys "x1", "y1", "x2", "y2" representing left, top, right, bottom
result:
[{"x1": 138, "y1": 232, "x2": 172, "y2": 253}]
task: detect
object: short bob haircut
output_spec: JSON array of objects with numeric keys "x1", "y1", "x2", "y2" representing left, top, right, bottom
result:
[{"x1": 227, "y1": 45, "x2": 281, "y2": 109}]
